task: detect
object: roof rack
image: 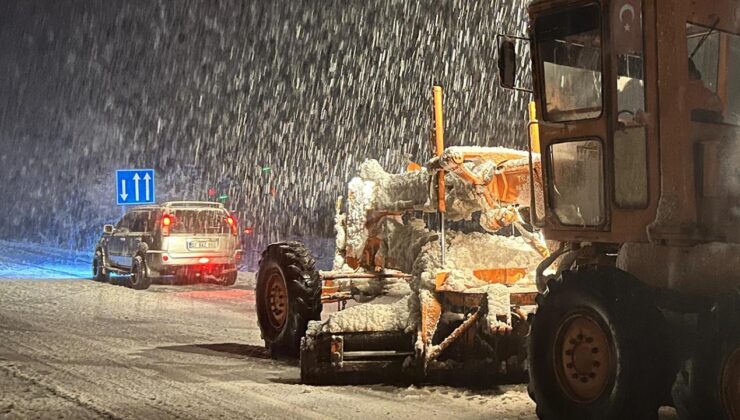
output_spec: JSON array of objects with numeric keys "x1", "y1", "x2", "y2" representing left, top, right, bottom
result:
[
  {"x1": 161, "y1": 201, "x2": 224, "y2": 209},
  {"x1": 127, "y1": 205, "x2": 160, "y2": 211}
]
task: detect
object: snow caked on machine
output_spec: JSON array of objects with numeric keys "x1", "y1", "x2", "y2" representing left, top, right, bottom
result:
[{"x1": 256, "y1": 86, "x2": 551, "y2": 384}]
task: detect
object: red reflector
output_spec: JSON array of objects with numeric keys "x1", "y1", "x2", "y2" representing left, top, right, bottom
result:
[
  {"x1": 198, "y1": 257, "x2": 210, "y2": 264},
  {"x1": 162, "y1": 255, "x2": 169, "y2": 262}
]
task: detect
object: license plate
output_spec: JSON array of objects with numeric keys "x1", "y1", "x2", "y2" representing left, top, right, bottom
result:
[{"x1": 188, "y1": 240, "x2": 218, "y2": 250}]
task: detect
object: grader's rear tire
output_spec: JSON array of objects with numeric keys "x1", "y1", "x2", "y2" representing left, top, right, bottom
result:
[
  {"x1": 256, "y1": 242, "x2": 322, "y2": 357},
  {"x1": 528, "y1": 267, "x2": 668, "y2": 420},
  {"x1": 673, "y1": 290, "x2": 740, "y2": 420}
]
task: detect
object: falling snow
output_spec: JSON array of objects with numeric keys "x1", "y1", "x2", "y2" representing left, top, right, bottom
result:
[{"x1": 0, "y1": 1, "x2": 531, "y2": 268}]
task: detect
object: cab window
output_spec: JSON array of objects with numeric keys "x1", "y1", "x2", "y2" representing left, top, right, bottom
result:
[
  {"x1": 686, "y1": 23, "x2": 740, "y2": 125},
  {"x1": 614, "y1": 0, "x2": 649, "y2": 208},
  {"x1": 549, "y1": 139, "x2": 605, "y2": 226},
  {"x1": 536, "y1": 4, "x2": 603, "y2": 122}
]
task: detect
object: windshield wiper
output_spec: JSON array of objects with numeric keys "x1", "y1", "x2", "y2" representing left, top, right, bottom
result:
[{"x1": 690, "y1": 17, "x2": 720, "y2": 59}]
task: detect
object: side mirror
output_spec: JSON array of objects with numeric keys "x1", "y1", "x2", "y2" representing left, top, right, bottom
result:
[
  {"x1": 498, "y1": 38, "x2": 517, "y2": 89},
  {"x1": 103, "y1": 224, "x2": 115, "y2": 234}
]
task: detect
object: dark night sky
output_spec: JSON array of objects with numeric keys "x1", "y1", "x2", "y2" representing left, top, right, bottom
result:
[{"x1": 0, "y1": 0, "x2": 530, "y2": 252}]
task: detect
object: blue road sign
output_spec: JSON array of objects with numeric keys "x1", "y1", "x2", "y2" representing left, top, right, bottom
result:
[{"x1": 116, "y1": 169, "x2": 155, "y2": 205}]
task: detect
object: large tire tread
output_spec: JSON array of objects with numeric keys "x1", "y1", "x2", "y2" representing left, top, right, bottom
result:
[
  {"x1": 256, "y1": 242, "x2": 322, "y2": 357},
  {"x1": 528, "y1": 267, "x2": 668, "y2": 420},
  {"x1": 672, "y1": 289, "x2": 740, "y2": 420}
]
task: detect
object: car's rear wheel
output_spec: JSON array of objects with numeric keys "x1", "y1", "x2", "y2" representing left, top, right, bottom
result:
[
  {"x1": 125, "y1": 255, "x2": 151, "y2": 290},
  {"x1": 92, "y1": 250, "x2": 109, "y2": 282},
  {"x1": 221, "y1": 271, "x2": 237, "y2": 286}
]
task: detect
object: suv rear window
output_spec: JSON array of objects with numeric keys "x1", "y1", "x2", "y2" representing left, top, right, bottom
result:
[
  {"x1": 117, "y1": 210, "x2": 157, "y2": 233},
  {"x1": 168, "y1": 209, "x2": 231, "y2": 234}
]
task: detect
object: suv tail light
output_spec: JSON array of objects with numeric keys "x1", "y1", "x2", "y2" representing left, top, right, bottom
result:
[
  {"x1": 225, "y1": 215, "x2": 237, "y2": 236},
  {"x1": 162, "y1": 214, "x2": 173, "y2": 236}
]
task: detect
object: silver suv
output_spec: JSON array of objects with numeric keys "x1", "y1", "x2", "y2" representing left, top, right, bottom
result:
[{"x1": 92, "y1": 201, "x2": 242, "y2": 289}]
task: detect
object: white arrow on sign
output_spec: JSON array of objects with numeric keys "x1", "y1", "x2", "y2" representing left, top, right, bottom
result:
[
  {"x1": 133, "y1": 173, "x2": 141, "y2": 201},
  {"x1": 120, "y1": 179, "x2": 128, "y2": 201},
  {"x1": 143, "y1": 173, "x2": 151, "y2": 201}
]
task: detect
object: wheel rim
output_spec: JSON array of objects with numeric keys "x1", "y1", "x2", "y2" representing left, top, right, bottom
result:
[
  {"x1": 721, "y1": 347, "x2": 740, "y2": 419},
  {"x1": 264, "y1": 269, "x2": 288, "y2": 330},
  {"x1": 553, "y1": 310, "x2": 613, "y2": 404}
]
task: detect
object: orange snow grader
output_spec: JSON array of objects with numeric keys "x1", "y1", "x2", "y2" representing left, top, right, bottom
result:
[
  {"x1": 497, "y1": 0, "x2": 740, "y2": 418},
  {"x1": 255, "y1": 86, "x2": 551, "y2": 385}
]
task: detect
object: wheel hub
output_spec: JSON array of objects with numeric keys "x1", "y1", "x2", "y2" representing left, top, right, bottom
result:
[
  {"x1": 721, "y1": 347, "x2": 740, "y2": 419},
  {"x1": 554, "y1": 311, "x2": 612, "y2": 403},
  {"x1": 265, "y1": 270, "x2": 288, "y2": 329}
]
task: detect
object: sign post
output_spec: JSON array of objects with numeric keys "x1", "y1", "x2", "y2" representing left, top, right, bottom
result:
[{"x1": 116, "y1": 169, "x2": 156, "y2": 206}]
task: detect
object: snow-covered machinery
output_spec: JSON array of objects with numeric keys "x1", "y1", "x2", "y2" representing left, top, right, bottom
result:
[
  {"x1": 256, "y1": 86, "x2": 550, "y2": 385},
  {"x1": 494, "y1": 1, "x2": 740, "y2": 417}
]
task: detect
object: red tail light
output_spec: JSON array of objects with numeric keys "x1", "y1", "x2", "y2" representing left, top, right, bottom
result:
[
  {"x1": 243, "y1": 226, "x2": 253, "y2": 235},
  {"x1": 225, "y1": 215, "x2": 237, "y2": 236},
  {"x1": 162, "y1": 214, "x2": 173, "y2": 236},
  {"x1": 198, "y1": 257, "x2": 210, "y2": 264}
]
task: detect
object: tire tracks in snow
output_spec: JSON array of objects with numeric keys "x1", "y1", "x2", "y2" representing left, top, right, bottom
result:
[
  {"x1": 0, "y1": 362, "x2": 120, "y2": 419},
  {"x1": 0, "y1": 251, "x2": 87, "y2": 279}
]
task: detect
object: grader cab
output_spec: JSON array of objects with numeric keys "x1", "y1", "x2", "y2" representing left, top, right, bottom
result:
[
  {"x1": 499, "y1": 0, "x2": 740, "y2": 418},
  {"x1": 255, "y1": 87, "x2": 552, "y2": 385}
]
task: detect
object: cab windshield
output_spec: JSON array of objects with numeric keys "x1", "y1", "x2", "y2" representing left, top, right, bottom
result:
[{"x1": 536, "y1": 4, "x2": 603, "y2": 122}]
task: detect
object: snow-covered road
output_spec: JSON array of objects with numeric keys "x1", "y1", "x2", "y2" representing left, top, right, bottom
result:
[{"x1": 0, "y1": 240, "x2": 540, "y2": 419}]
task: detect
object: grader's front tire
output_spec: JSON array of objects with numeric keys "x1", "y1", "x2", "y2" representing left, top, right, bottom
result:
[
  {"x1": 256, "y1": 242, "x2": 322, "y2": 357},
  {"x1": 528, "y1": 268, "x2": 668, "y2": 419}
]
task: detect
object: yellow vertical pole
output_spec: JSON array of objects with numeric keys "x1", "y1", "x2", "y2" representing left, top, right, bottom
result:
[
  {"x1": 433, "y1": 86, "x2": 446, "y2": 213},
  {"x1": 528, "y1": 101, "x2": 540, "y2": 153},
  {"x1": 433, "y1": 86, "x2": 446, "y2": 266}
]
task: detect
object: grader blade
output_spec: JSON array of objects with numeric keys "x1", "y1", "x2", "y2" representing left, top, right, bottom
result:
[{"x1": 300, "y1": 331, "x2": 415, "y2": 385}]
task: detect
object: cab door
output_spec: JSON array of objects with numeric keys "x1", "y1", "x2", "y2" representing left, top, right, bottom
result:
[{"x1": 532, "y1": 2, "x2": 611, "y2": 238}]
